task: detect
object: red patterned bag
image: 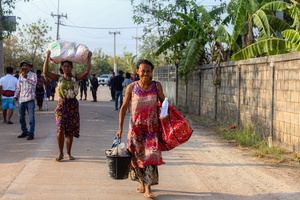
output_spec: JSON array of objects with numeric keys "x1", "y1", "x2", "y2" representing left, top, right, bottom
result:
[{"x1": 158, "y1": 102, "x2": 193, "y2": 151}]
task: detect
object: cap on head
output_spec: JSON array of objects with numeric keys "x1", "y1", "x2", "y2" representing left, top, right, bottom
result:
[
  {"x1": 20, "y1": 60, "x2": 33, "y2": 67},
  {"x1": 92, "y1": 73, "x2": 96, "y2": 76},
  {"x1": 20, "y1": 60, "x2": 33, "y2": 68}
]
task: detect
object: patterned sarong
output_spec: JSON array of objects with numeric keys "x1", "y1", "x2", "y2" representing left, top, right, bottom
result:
[{"x1": 55, "y1": 98, "x2": 80, "y2": 138}]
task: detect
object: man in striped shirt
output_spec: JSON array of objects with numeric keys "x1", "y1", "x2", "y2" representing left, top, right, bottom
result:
[{"x1": 13, "y1": 60, "x2": 37, "y2": 140}]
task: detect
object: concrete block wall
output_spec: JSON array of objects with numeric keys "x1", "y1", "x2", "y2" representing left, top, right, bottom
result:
[
  {"x1": 216, "y1": 65, "x2": 238, "y2": 125},
  {"x1": 153, "y1": 52, "x2": 300, "y2": 153},
  {"x1": 200, "y1": 68, "x2": 215, "y2": 119},
  {"x1": 273, "y1": 60, "x2": 300, "y2": 152},
  {"x1": 239, "y1": 63, "x2": 271, "y2": 138}
]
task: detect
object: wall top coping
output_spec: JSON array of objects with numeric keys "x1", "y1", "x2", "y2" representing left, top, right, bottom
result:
[{"x1": 157, "y1": 51, "x2": 300, "y2": 70}]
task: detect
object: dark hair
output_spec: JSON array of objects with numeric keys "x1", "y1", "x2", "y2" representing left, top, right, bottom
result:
[
  {"x1": 61, "y1": 61, "x2": 73, "y2": 67},
  {"x1": 136, "y1": 59, "x2": 154, "y2": 70},
  {"x1": 59, "y1": 67, "x2": 64, "y2": 74},
  {"x1": 6, "y1": 67, "x2": 13, "y2": 73},
  {"x1": 125, "y1": 72, "x2": 131, "y2": 79},
  {"x1": 36, "y1": 70, "x2": 42, "y2": 74}
]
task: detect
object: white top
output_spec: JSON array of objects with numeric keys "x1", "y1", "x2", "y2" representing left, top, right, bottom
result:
[
  {"x1": 0, "y1": 74, "x2": 18, "y2": 99},
  {"x1": 122, "y1": 78, "x2": 133, "y2": 96}
]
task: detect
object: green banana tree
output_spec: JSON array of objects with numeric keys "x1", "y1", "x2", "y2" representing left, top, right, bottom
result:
[
  {"x1": 229, "y1": 0, "x2": 289, "y2": 51},
  {"x1": 231, "y1": 0, "x2": 300, "y2": 61},
  {"x1": 155, "y1": 2, "x2": 227, "y2": 85}
]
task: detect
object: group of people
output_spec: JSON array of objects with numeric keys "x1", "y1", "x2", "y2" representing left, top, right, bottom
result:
[
  {"x1": 109, "y1": 70, "x2": 139, "y2": 111},
  {"x1": 0, "y1": 60, "x2": 57, "y2": 140},
  {"x1": 1, "y1": 54, "x2": 168, "y2": 198}
]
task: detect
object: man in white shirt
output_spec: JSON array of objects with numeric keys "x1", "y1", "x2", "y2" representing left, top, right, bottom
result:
[{"x1": 0, "y1": 67, "x2": 18, "y2": 124}]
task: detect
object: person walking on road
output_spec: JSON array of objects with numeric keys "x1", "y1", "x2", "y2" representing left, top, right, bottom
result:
[
  {"x1": 35, "y1": 70, "x2": 45, "y2": 111},
  {"x1": 122, "y1": 72, "x2": 133, "y2": 113},
  {"x1": 79, "y1": 76, "x2": 88, "y2": 100},
  {"x1": 113, "y1": 70, "x2": 124, "y2": 110},
  {"x1": 90, "y1": 73, "x2": 99, "y2": 102},
  {"x1": 50, "y1": 78, "x2": 57, "y2": 101},
  {"x1": 116, "y1": 59, "x2": 168, "y2": 199},
  {"x1": 13, "y1": 60, "x2": 37, "y2": 140},
  {"x1": 109, "y1": 71, "x2": 115, "y2": 101},
  {"x1": 43, "y1": 50, "x2": 92, "y2": 161},
  {"x1": 0, "y1": 67, "x2": 18, "y2": 124}
]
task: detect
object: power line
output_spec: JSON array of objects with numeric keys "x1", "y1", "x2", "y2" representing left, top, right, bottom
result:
[{"x1": 60, "y1": 23, "x2": 144, "y2": 30}]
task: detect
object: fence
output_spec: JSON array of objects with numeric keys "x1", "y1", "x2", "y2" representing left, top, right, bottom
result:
[{"x1": 153, "y1": 51, "x2": 300, "y2": 153}]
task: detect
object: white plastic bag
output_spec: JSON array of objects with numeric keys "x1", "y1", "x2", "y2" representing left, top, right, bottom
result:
[
  {"x1": 47, "y1": 40, "x2": 90, "y2": 64},
  {"x1": 160, "y1": 98, "x2": 169, "y2": 117},
  {"x1": 111, "y1": 143, "x2": 129, "y2": 157}
]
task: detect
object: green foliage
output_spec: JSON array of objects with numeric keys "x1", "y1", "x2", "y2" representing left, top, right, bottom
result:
[
  {"x1": 178, "y1": 39, "x2": 204, "y2": 84},
  {"x1": 155, "y1": 3, "x2": 228, "y2": 85},
  {"x1": 222, "y1": 124, "x2": 262, "y2": 148},
  {"x1": 90, "y1": 48, "x2": 112, "y2": 76},
  {"x1": 120, "y1": 48, "x2": 137, "y2": 74},
  {"x1": 231, "y1": 38, "x2": 294, "y2": 61},
  {"x1": 18, "y1": 19, "x2": 52, "y2": 70},
  {"x1": 3, "y1": 35, "x2": 26, "y2": 69}
]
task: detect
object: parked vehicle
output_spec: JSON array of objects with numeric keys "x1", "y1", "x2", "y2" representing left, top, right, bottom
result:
[{"x1": 98, "y1": 74, "x2": 112, "y2": 86}]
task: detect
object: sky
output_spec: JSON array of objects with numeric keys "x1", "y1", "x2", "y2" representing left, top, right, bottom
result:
[{"x1": 11, "y1": 0, "x2": 228, "y2": 57}]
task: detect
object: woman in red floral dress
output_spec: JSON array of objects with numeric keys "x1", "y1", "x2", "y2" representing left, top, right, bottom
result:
[{"x1": 116, "y1": 59, "x2": 168, "y2": 199}]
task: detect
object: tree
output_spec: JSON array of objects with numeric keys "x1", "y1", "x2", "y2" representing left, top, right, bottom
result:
[
  {"x1": 18, "y1": 19, "x2": 52, "y2": 70},
  {"x1": 131, "y1": 0, "x2": 204, "y2": 66},
  {"x1": 231, "y1": 0, "x2": 300, "y2": 61},
  {"x1": 91, "y1": 48, "x2": 112, "y2": 76},
  {"x1": 0, "y1": 0, "x2": 30, "y2": 77},
  {"x1": 229, "y1": 0, "x2": 289, "y2": 52},
  {"x1": 120, "y1": 48, "x2": 136, "y2": 74},
  {"x1": 155, "y1": 2, "x2": 227, "y2": 84},
  {"x1": 3, "y1": 35, "x2": 26, "y2": 69}
]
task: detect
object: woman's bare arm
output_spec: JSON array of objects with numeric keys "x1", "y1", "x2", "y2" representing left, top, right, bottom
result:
[
  {"x1": 76, "y1": 52, "x2": 92, "y2": 81},
  {"x1": 43, "y1": 50, "x2": 59, "y2": 82}
]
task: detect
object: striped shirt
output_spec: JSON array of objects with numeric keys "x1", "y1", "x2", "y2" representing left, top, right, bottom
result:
[{"x1": 14, "y1": 71, "x2": 37, "y2": 103}]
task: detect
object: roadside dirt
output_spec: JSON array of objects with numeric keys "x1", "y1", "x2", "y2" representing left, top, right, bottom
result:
[{"x1": 186, "y1": 114, "x2": 300, "y2": 184}]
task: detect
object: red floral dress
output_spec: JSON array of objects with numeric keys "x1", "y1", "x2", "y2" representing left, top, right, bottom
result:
[{"x1": 127, "y1": 81, "x2": 165, "y2": 168}]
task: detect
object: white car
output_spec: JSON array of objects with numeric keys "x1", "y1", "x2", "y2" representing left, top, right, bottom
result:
[{"x1": 98, "y1": 74, "x2": 112, "y2": 86}]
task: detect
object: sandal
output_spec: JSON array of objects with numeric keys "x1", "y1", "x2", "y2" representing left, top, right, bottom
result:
[
  {"x1": 55, "y1": 156, "x2": 64, "y2": 162},
  {"x1": 144, "y1": 193, "x2": 155, "y2": 199},
  {"x1": 136, "y1": 187, "x2": 145, "y2": 193},
  {"x1": 67, "y1": 155, "x2": 75, "y2": 160},
  {"x1": 7, "y1": 121, "x2": 14, "y2": 124}
]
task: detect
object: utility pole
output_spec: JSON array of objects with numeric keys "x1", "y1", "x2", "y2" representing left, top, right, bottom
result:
[
  {"x1": 132, "y1": 36, "x2": 141, "y2": 57},
  {"x1": 109, "y1": 31, "x2": 120, "y2": 74},
  {"x1": 51, "y1": 0, "x2": 67, "y2": 72}
]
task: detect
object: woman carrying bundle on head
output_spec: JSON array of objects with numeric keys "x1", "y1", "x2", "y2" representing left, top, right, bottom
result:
[{"x1": 43, "y1": 49, "x2": 92, "y2": 161}]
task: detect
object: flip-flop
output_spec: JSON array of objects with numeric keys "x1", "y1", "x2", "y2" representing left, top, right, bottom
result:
[
  {"x1": 7, "y1": 121, "x2": 14, "y2": 124},
  {"x1": 144, "y1": 193, "x2": 155, "y2": 199},
  {"x1": 136, "y1": 187, "x2": 145, "y2": 193},
  {"x1": 55, "y1": 156, "x2": 64, "y2": 162},
  {"x1": 67, "y1": 155, "x2": 75, "y2": 160}
]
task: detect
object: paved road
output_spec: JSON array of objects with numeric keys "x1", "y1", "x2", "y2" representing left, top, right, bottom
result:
[{"x1": 0, "y1": 86, "x2": 300, "y2": 199}]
